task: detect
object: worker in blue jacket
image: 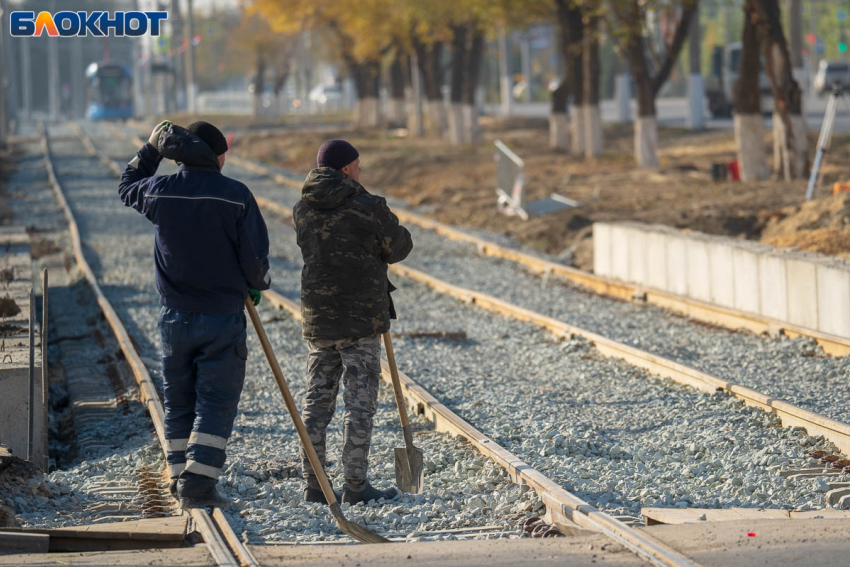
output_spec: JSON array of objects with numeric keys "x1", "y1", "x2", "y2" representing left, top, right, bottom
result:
[{"x1": 119, "y1": 121, "x2": 271, "y2": 509}]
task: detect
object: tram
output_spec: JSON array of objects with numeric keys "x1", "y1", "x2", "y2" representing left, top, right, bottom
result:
[{"x1": 85, "y1": 63, "x2": 134, "y2": 120}]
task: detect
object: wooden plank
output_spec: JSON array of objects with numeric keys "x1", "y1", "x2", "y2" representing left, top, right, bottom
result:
[
  {"x1": 0, "y1": 516, "x2": 188, "y2": 542},
  {"x1": 0, "y1": 532, "x2": 50, "y2": 553},
  {"x1": 790, "y1": 509, "x2": 850, "y2": 520},
  {"x1": 642, "y1": 508, "x2": 791, "y2": 526}
]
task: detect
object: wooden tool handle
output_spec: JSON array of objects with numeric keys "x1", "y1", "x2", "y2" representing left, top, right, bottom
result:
[
  {"x1": 245, "y1": 300, "x2": 338, "y2": 507},
  {"x1": 382, "y1": 332, "x2": 413, "y2": 446}
]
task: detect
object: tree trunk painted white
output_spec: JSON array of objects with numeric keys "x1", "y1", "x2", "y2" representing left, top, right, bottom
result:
[
  {"x1": 353, "y1": 99, "x2": 363, "y2": 127},
  {"x1": 448, "y1": 102, "x2": 466, "y2": 145},
  {"x1": 462, "y1": 103, "x2": 479, "y2": 145},
  {"x1": 570, "y1": 111, "x2": 585, "y2": 156},
  {"x1": 686, "y1": 74, "x2": 705, "y2": 130},
  {"x1": 358, "y1": 97, "x2": 380, "y2": 128},
  {"x1": 427, "y1": 100, "x2": 447, "y2": 137},
  {"x1": 734, "y1": 113, "x2": 769, "y2": 180},
  {"x1": 584, "y1": 104, "x2": 603, "y2": 158},
  {"x1": 615, "y1": 73, "x2": 631, "y2": 123},
  {"x1": 772, "y1": 113, "x2": 808, "y2": 180},
  {"x1": 634, "y1": 116, "x2": 659, "y2": 168},
  {"x1": 388, "y1": 97, "x2": 406, "y2": 127},
  {"x1": 549, "y1": 112, "x2": 569, "y2": 151}
]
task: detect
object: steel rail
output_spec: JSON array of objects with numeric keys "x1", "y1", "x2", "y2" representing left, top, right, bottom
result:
[
  {"x1": 40, "y1": 124, "x2": 257, "y2": 567},
  {"x1": 92, "y1": 123, "x2": 850, "y2": 453},
  {"x1": 250, "y1": 193, "x2": 850, "y2": 455},
  {"x1": 259, "y1": 288, "x2": 703, "y2": 567},
  {"x1": 174, "y1": 138, "x2": 848, "y2": 358}
]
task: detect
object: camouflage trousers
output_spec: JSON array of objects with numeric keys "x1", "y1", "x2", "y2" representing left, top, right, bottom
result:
[{"x1": 300, "y1": 335, "x2": 381, "y2": 492}]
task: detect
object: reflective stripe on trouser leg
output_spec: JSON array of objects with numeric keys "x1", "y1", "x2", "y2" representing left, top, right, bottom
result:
[
  {"x1": 185, "y1": 314, "x2": 248, "y2": 479},
  {"x1": 159, "y1": 307, "x2": 198, "y2": 481},
  {"x1": 339, "y1": 336, "x2": 381, "y2": 492},
  {"x1": 184, "y1": 432, "x2": 228, "y2": 478},
  {"x1": 300, "y1": 339, "x2": 343, "y2": 486},
  {"x1": 165, "y1": 438, "x2": 189, "y2": 479}
]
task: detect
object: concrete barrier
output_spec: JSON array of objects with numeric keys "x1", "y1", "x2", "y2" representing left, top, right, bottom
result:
[
  {"x1": 593, "y1": 221, "x2": 850, "y2": 340},
  {"x1": 0, "y1": 229, "x2": 47, "y2": 468}
]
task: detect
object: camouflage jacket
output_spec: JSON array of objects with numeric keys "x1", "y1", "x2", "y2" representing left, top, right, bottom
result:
[{"x1": 294, "y1": 167, "x2": 413, "y2": 340}]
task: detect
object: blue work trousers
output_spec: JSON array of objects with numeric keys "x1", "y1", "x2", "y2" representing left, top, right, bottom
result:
[{"x1": 158, "y1": 307, "x2": 247, "y2": 480}]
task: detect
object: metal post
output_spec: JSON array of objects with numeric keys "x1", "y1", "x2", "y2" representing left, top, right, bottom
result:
[
  {"x1": 171, "y1": 0, "x2": 185, "y2": 110},
  {"x1": 0, "y1": 0, "x2": 7, "y2": 145},
  {"x1": 410, "y1": 53, "x2": 424, "y2": 137},
  {"x1": 498, "y1": 30, "x2": 513, "y2": 117},
  {"x1": 27, "y1": 288, "x2": 35, "y2": 461},
  {"x1": 41, "y1": 270, "x2": 48, "y2": 471},
  {"x1": 21, "y1": 37, "x2": 32, "y2": 120},
  {"x1": 71, "y1": 38, "x2": 84, "y2": 118},
  {"x1": 48, "y1": 0, "x2": 59, "y2": 120},
  {"x1": 520, "y1": 33, "x2": 532, "y2": 103},
  {"x1": 805, "y1": 89, "x2": 841, "y2": 201},
  {"x1": 185, "y1": 0, "x2": 197, "y2": 114},
  {"x1": 686, "y1": 5, "x2": 704, "y2": 129}
]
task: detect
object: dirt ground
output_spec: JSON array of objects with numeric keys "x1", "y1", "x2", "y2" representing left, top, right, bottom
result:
[{"x1": 234, "y1": 117, "x2": 850, "y2": 270}]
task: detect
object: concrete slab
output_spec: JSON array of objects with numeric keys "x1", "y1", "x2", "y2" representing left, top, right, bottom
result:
[
  {"x1": 685, "y1": 237, "x2": 711, "y2": 302},
  {"x1": 645, "y1": 230, "x2": 667, "y2": 291},
  {"x1": 707, "y1": 239, "x2": 735, "y2": 309},
  {"x1": 250, "y1": 536, "x2": 648, "y2": 567},
  {"x1": 626, "y1": 225, "x2": 647, "y2": 284},
  {"x1": 816, "y1": 262, "x2": 850, "y2": 338},
  {"x1": 610, "y1": 224, "x2": 630, "y2": 282},
  {"x1": 643, "y1": 517, "x2": 850, "y2": 567},
  {"x1": 785, "y1": 253, "x2": 820, "y2": 330},
  {"x1": 759, "y1": 253, "x2": 788, "y2": 321},
  {"x1": 732, "y1": 245, "x2": 760, "y2": 314},
  {"x1": 665, "y1": 234, "x2": 689, "y2": 296},
  {"x1": 592, "y1": 223, "x2": 612, "y2": 277}
]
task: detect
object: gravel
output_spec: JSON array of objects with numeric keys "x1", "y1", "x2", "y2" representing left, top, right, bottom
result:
[
  {"x1": 27, "y1": 122, "x2": 539, "y2": 543},
  {"x1": 49, "y1": 122, "x2": 842, "y2": 545},
  {"x1": 182, "y1": 135, "x2": 850, "y2": 426}
]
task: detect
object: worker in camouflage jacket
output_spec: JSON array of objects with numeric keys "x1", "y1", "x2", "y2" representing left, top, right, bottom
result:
[{"x1": 293, "y1": 139, "x2": 413, "y2": 505}]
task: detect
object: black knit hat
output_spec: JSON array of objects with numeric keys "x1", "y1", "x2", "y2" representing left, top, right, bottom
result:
[
  {"x1": 317, "y1": 139, "x2": 359, "y2": 170},
  {"x1": 187, "y1": 121, "x2": 228, "y2": 156}
]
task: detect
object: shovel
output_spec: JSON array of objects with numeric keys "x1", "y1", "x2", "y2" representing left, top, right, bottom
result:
[
  {"x1": 382, "y1": 332, "x2": 425, "y2": 494},
  {"x1": 244, "y1": 299, "x2": 389, "y2": 544}
]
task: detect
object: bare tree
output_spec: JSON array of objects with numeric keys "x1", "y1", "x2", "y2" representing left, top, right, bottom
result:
[
  {"x1": 756, "y1": 0, "x2": 808, "y2": 179},
  {"x1": 609, "y1": 0, "x2": 698, "y2": 167},
  {"x1": 734, "y1": 0, "x2": 769, "y2": 180}
]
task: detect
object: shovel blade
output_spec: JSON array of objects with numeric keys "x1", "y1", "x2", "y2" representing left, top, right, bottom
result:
[{"x1": 394, "y1": 445, "x2": 425, "y2": 494}]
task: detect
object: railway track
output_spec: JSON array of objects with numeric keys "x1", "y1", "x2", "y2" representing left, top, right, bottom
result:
[
  {"x1": 62, "y1": 120, "x2": 850, "y2": 563},
  {"x1": 70, "y1": 121, "x2": 704, "y2": 567},
  {"x1": 102, "y1": 123, "x2": 850, "y2": 458},
  {"x1": 40, "y1": 123, "x2": 258, "y2": 567}
]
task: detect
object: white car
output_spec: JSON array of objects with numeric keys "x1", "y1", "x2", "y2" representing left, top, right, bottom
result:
[{"x1": 815, "y1": 60, "x2": 850, "y2": 95}]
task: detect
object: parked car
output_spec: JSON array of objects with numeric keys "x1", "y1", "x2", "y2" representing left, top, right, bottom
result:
[{"x1": 814, "y1": 60, "x2": 850, "y2": 95}]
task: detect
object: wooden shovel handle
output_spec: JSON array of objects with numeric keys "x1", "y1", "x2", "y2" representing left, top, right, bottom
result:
[
  {"x1": 382, "y1": 332, "x2": 413, "y2": 438},
  {"x1": 244, "y1": 300, "x2": 338, "y2": 507}
]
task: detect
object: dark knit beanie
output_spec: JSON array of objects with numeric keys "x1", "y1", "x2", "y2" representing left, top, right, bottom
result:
[
  {"x1": 317, "y1": 139, "x2": 359, "y2": 170},
  {"x1": 187, "y1": 121, "x2": 228, "y2": 156}
]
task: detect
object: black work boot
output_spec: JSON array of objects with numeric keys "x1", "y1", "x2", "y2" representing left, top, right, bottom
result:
[
  {"x1": 169, "y1": 478, "x2": 178, "y2": 498},
  {"x1": 177, "y1": 472, "x2": 230, "y2": 509},
  {"x1": 304, "y1": 485, "x2": 342, "y2": 505},
  {"x1": 342, "y1": 481, "x2": 398, "y2": 505}
]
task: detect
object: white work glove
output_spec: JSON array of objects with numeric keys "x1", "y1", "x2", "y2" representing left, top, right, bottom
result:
[{"x1": 148, "y1": 120, "x2": 171, "y2": 150}]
